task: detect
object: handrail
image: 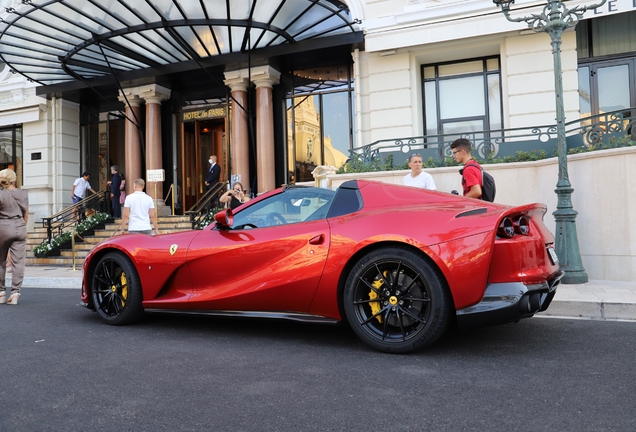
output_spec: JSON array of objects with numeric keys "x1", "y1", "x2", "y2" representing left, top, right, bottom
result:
[
  {"x1": 41, "y1": 190, "x2": 111, "y2": 243},
  {"x1": 163, "y1": 183, "x2": 176, "y2": 215},
  {"x1": 350, "y1": 107, "x2": 635, "y2": 167},
  {"x1": 45, "y1": 190, "x2": 104, "y2": 220},
  {"x1": 185, "y1": 182, "x2": 227, "y2": 229}
]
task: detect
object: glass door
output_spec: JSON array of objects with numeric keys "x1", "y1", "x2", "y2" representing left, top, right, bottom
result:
[
  {"x1": 578, "y1": 59, "x2": 635, "y2": 144},
  {"x1": 181, "y1": 118, "x2": 226, "y2": 211},
  {"x1": 579, "y1": 59, "x2": 636, "y2": 117},
  {"x1": 0, "y1": 126, "x2": 22, "y2": 187},
  {"x1": 286, "y1": 93, "x2": 353, "y2": 184}
]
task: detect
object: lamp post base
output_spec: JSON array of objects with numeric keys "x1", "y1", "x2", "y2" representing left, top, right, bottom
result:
[
  {"x1": 553, "y1": 186, "x2": 588, "y2": 284},
  {"x1": 560, "y1": 269, "x2": 588, "y2": 285},
  {"x1": 491, "y1": 0, "x2": 605, "y2": 285}
]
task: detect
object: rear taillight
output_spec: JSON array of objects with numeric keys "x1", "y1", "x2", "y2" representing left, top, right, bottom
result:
[
  {"x1": 497, "y1": 217, "x2": 515, "y2": 238},
  {"x1": 514, "y1": 216, "x2": 530, "y2": 236},
  {"x1": 498, "y1": 215, "x2": 531, "y2": 238}
]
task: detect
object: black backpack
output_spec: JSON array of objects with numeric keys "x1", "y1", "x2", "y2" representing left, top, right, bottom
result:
[{"x1": 463, "y1": 162, "x2": 496, "y2": 202}]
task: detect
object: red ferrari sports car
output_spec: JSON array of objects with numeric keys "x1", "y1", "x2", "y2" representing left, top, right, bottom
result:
[{"x1": 81, "y1": 180, "x2": 563, "y2": 353}]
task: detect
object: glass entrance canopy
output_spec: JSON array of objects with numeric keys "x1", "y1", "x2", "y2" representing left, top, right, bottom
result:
[{"x1": 0, "y1": 0, "x2": 361, "y2": 86}]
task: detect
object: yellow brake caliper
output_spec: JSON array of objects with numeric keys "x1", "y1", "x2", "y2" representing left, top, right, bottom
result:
[
  {"x1": 120, "y1": 272, "x2": 128, "y2": 307},
  {"x1": 369, "y1": 275, "x2": 386, "y2": 323}
]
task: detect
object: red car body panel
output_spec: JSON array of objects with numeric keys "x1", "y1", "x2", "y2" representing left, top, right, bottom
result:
[
  {"x1": 183, "y1": 219, "x2": 329, "y2": 311},
  {"x1": 82, "y1": 179, "x2": 560, "y2": 327},
  {"x1": 87, "y1": 231, "x2": 197, "y2": 304}
]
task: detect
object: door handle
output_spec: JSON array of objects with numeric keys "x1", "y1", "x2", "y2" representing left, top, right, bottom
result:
[{"x1": 309, "y1": 234, "x2": 325, "y2": 245}]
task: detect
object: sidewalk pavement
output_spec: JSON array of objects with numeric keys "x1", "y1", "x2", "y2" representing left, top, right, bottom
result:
[{"x1": 5, "y1": 266, "x2": 636, "y2": 322}]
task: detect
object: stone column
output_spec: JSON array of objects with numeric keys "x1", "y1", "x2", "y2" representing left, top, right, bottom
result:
[
  {"x1": 139, "y1": 84, "x2": 171, "y2": 210},
  {"x1": 117, "y1": 91, "x2": 143, "y2": 196},
  {"x1": 213, "y1": 127, "x2": 224, "y2": 179},
  {"x1": 224, "y1": 72, "x2": 250, "y2": 193},
  {"x1": 251, "y1": 66, "x2": 280, "y2": 194}
]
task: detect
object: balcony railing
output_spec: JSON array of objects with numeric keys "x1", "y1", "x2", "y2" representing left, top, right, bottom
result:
[{"x1": 350, "y1": 108, "x2": 635, "y2": 166}]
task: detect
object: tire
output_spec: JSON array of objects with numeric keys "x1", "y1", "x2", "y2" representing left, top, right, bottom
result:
[
  {"x1": 91, "y1": 251, "x2": 144, "y2": 325},
  {"x1": 343, "y1": 246, "x2": 452, "y2": 353}
]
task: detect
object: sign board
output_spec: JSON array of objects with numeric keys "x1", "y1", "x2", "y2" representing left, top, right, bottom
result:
[
  {"x1": 182, "y1": 107, "x2": 226, "y2": 122},
  {"x1": 147, "y1": 169, "x2": 165, "y2": 183},
  {"x1": 231, "y1": 174, "x2": 241, "y2": 188}
]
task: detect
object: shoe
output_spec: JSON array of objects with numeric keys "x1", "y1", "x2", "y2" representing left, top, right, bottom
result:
[
  {"x1": 0, "y1": 292, "x2": 5, "y2": 304},
  {"x1": 6, "y1": 292, "x2": 19, "y2": 305}
]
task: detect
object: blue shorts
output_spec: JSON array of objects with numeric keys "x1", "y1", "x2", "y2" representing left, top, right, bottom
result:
[{"x1": 129, "y1": 230, "x2": 152, "y2": 235}]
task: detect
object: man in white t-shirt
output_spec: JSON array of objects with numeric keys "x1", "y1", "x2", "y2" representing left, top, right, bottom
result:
[
  {"x1": 117, "y1": 178, "x2": 160, "y2": 235},
  {"x1": 71, "y1": 172, "x2": 97, "y2": 204},
  {"x1": 403, "y1": 154, "x2": 436, "y2": 190}
]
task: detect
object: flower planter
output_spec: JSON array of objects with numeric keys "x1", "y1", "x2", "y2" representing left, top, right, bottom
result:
[
  {"x1": 33, "y1": 212, "x2": 110, "y2": 258},
  {"x1": 77, "y1": 229, "x2": 95, "y2": 238},
  {"x1": 34, "y1": 248, "x2": 61, "y2": 258},
  {"x1": 56, "y1": 240, "x2": 73, "y2": 250}
]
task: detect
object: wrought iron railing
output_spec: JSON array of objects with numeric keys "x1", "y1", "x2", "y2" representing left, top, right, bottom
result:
[
  {"x1": 186, "y1": 182, "x2": 227, "y2": 229},
  {"x1": 350, "y1": 108, "x2": 635, "y2": 166},
  {"x1": 40, "y1": 190, "x2": 111, "y2": 243}
]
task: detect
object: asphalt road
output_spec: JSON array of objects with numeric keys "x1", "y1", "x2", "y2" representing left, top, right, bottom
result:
[{"x1": 1, "y1": 288, "x2": 635, "y2": 432}]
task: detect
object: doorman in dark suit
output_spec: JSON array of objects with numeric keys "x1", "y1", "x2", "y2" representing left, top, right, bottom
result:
[
  {"x1": 109, "y1": 165, "x2": 122, "y2": 218},
  {"x1": 205, "y1": 155, "x2": 221, "y2": 191}
]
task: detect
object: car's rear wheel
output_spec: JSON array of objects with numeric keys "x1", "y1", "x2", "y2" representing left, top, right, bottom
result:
[
  {"x1": 91, "y1": 251, "x2": 144, "y2": 325},
  {"x1": 343, "y1": 246, "x2": 452, "y2": 353}
]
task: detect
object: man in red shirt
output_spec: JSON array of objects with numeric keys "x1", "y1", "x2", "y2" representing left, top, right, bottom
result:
[{"x1": 450, "y1": 138, "x2": 482, "y2": 199}]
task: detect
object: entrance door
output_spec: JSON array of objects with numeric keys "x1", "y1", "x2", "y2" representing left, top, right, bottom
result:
[{"x1": 181, "y1": 119, "x2": 226, "y2": 211}]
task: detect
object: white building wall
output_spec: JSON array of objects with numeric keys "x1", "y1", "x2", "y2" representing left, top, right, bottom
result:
[
  {"x1": 502, "y1": 30, "x2": 580, "y2": 129},
  {"x1": 360, "y1": 51, "x2": 415, "y2": 144},
  {"x1": 0, "y1": 72, "x2": 81, "y2": 228}
]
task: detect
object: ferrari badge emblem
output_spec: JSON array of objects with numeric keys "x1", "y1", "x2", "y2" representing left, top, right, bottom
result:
[{"x1": 170, "y1": 244, "x2": 178, "y2": 255}]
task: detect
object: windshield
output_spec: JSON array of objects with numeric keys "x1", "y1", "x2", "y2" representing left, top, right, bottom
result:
[{"x1": 230, "y1": 187, "x2": 336, "y2": 229}]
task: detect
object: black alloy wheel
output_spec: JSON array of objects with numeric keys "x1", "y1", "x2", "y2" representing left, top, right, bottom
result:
[
  {"x1": 343, "y1": 246, "x2": 452, "y2": 353},
  {"x1": 91, "y1": 252, "x2": 144, "y2": 325}
]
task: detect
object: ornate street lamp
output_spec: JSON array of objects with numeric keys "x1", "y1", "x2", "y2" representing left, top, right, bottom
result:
[{"x1": 492, "y1": 0, "x2": 606, "y2": 284}]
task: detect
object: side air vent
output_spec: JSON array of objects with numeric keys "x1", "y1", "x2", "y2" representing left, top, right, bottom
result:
[{"x1": 455, "y1": 208, "x2": 487, "y2": 218}]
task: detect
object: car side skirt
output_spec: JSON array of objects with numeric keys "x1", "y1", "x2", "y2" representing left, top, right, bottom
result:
[
  {"x1": 144, "y1": 309, "x2": 341, "y2": 324},
  {"x1": 456, "y1": 270, "x2": 564, "y2": 328}
]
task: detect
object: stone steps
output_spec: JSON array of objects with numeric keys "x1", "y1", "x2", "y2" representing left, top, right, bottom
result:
[{"x1": 27, "y1": 215, "x2": 196, "y2": 266}]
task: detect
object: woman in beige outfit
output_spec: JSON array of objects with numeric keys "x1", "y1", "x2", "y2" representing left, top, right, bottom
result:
[{"x1": 0, "y1": 169, "x2": 28, "y2": 305}]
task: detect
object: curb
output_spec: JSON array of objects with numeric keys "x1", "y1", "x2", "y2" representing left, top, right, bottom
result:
[
  {"x1": 6, "y1": 275, "x2": 82, "y2": 290},
  {"x1": 540, "y1": 299, "x2": 636, "y2": 321}
]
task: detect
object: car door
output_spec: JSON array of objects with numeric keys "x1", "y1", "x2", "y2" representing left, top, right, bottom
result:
[{"x1": 185, "y1": 188, "x2": 333, "y2": 313}]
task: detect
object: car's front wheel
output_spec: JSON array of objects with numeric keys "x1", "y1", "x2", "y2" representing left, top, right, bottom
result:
[
  {"x1": 91, "y1": 251, "x2": 144, "y2": 325},
  {"x1": 343, "y1": 246, "x2": 452, "y2": 353}
]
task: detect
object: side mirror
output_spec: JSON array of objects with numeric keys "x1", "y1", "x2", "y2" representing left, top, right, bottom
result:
[{"x1": 214, "y1": 208, "x2": 233, "y2": 229}]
